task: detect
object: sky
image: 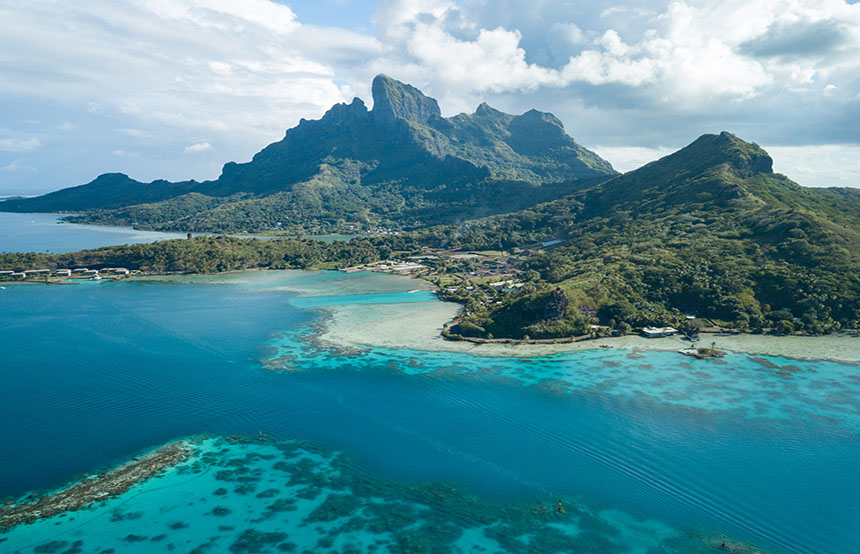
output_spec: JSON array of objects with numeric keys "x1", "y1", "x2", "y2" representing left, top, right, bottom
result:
[{"x1": 1, "y1": 0, "x2": 859, "y2": 196}]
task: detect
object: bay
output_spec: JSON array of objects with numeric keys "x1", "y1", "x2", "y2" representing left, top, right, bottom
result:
[
  {"x1": 0, "y1": 212, "x2": 186, "y2": 254},
  {"x1": 0, "y1": 271, "x2": 858, "y2": 553}
]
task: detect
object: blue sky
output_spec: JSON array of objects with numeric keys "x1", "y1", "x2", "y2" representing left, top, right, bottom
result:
[{"x1": 1, "y1": 0, "x2": 859, "y2": 196}]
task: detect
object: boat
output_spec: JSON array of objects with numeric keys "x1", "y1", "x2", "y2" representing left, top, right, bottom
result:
[
  {"x1": 90, "y1": 275, "x2": 102, "y2": 281},
  {"x1": 408, "y1": 289, "x2": 420, "y2": 293}
]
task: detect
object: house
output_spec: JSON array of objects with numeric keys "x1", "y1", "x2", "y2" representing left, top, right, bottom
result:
[
  {"x1": 390, "y1": 263, "x2": 425, "y2": 272},
  {"x1": 53, "y1": 269, "x2": 72, "y2": 277},
  {"x1": 103, "y1": 267, "x2": 130, "y2": 275},
  {"x1": 642, "y1": 326, "x2": 678, "y2": 337},
  {"x1": 0, "y1": 270, "x2": 13, "y2": 276},
  {"x1": 23, "y1": 269, "x2": 51, "y2": 275},
  {"x1": 541, "y1": 239, "x2": 563, "y2": 248},
  {"x1": 71, "y1": 268, "x2": 89, "y2": 274}
]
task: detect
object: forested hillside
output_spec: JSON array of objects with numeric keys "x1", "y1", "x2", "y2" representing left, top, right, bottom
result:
[{"x1": 430, "y1": 133, "x2": 860, "y2": 338}]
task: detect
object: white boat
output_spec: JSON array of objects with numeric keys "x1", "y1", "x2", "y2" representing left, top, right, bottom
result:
[
  {"x1": 90, "y1": 275, "x2": 102, "y2": 281},
  {"x1": 408, "y1": 289, "x2": 420, "y2": 293}
]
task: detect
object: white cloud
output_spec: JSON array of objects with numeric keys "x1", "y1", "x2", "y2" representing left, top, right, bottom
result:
[
  {"x1": 0, "y1": 1, "x2": 378, "y2": 142},
  {"x1": 136, "y1": 0, "x2": 299, "y2": 34},
  {"x1": 768, "y1": 144, "x2": 860, "y2": 188},
  {"x1": 591, "y1": 145, "x2": 678, "y2": 172},
  {"x1": 1, "y1": 0, "x2": 860, "y2": 191},
  {"x1": 112, "y1": 150, "x2": 140, "y2": 158},
  {"x1": 370, "y1": 0, "x2": 860, "y2": 106},
  {"x1": 0, "y1": 137, "x2": 42, "y2": 152},
  {"x1": 183, "y1": 142, "x2": 214, "y2": 154},
  {"x1": 119, "y1": 128, "x2": 151, "y2": 138}
]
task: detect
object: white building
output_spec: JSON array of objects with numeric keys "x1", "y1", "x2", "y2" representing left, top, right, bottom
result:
[{"x1": 642, "y1": 326, "x2": 678, "y2": 337}]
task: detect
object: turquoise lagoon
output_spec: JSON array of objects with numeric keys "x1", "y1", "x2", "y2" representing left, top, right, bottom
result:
[{"x1": 0, "y1": 271, "x2": 858, "y2": 553}]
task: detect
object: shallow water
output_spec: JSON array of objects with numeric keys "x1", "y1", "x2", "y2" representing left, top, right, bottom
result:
[
  {"x1": 0, "y1": 212, "x2": 359, "y2": 255},
  {"x1": 1, "y1": 271, "x2": 858, "y2": 553},
  {"x1": 0, "y1": 212, "x2": 187, "y2": 253}
]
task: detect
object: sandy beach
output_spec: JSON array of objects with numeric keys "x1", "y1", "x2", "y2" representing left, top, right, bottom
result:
[
  {"x1": 136, "y1": 269, "x2": 860, "y2": 363},
  {"x1": 316, "y1": 292, "x2": 860, "y2": 363}
]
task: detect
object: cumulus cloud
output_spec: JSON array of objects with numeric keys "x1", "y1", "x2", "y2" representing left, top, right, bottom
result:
[
  {"x1": 0, "y1": 1, "x2": 377, "y2": 141},
  {"x1": 371, "y1": 0, "x2": 860, "y2": 107},
  {"x1": 183, "y1": 142, "x2": 214, "y2": 154},
  {"x1": 1, "y1": 0, "x2": 860, "y2": 192}
]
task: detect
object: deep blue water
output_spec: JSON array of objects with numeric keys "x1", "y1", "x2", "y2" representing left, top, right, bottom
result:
[{"x1": 1, "y1": 273, "x2": 859, "y2": 553}]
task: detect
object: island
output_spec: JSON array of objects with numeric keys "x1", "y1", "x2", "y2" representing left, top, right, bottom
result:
[{"x1": 3, "y1": 77, "x2": 859, "y2": 348}]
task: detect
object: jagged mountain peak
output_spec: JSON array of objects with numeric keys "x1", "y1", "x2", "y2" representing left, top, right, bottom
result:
[
  {"x1": 371, "y1": 74, "x2": 441, "y2": 125},
  {"x1": 0, "y1": 75, "x2": 617, "y2": 232},
  {"x1": 475, "y1": 102, "x2": 502, "y2": 117}
]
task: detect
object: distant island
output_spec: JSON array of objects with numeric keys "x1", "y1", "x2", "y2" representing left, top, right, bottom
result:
[{"x1": 3, "y1": 76, "x2": 860, "y2": 342}]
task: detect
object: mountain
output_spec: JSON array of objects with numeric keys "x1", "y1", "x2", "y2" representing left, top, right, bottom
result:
[
  {"x1": 439, "y1": 132, "x2": 860, "y2": 338},
  {"x1": 0, "y1": 75, "x2": 615, "y2": 233}
]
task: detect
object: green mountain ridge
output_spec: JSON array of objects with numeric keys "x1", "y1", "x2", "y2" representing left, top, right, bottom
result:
[
  {"x1": 434, "y1": 132, "x2": 860, "y2": 338},
  {"x1": 0, "y1": 75, "x2": 615, "y2": 233}
]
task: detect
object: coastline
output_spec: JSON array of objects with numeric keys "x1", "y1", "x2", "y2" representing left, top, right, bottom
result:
[
  {"x1": 7, "y1": 268, "x2": 860, "y2": 363},
  {"x1": 312, "y1": 277, "x2": 860, "y2": 363},
  {"x1": 0, "y1": 440, "x2": 193, "y2": 530}
]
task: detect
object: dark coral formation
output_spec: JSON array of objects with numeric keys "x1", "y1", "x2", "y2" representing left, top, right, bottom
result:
[{"x1": 0, "y1": 441, "x2": 192, "y2": 530}]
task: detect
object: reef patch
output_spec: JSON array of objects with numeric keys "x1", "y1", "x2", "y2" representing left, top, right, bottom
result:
[{"x1": 0, "y1": 440, "x2": 192, "y2": 529}]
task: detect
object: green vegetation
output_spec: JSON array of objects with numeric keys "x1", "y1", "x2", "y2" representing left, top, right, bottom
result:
[
  {"x1": 2, "y1": 81, "x2": 857, "y2": 345},
  {"x1": 0, "y1": 75, "x2": 615, "y2": 234},
  {"x1": 0, "y1": 236, "x2": 389, "y2": 274},
  {"x1": 433, "y1": 133, "x2": 860, "y2": 339}
]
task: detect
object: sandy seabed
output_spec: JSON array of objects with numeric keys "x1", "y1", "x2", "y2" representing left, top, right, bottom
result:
[{"x1": 318, "y1": 296, "x2": 860, "y2": 363}]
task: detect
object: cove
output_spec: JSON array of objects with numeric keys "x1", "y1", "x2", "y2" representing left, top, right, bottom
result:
[{"x1": 1, "y1": 271, "x2": 858, "y2": 553}]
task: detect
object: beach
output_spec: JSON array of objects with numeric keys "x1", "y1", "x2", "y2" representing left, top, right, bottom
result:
[{"x1": 315, "y1": 285, "x2": 860, "y2": 363}]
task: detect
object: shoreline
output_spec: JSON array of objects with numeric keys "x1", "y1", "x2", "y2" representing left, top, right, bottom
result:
[
  {"x1": 310, "y1": 275, "x2": 860, "y2": 363},
  {"x1": 0, "y1": 440, "x2": 193, "y2": 530},
  {"x1": 7, "y1": 268, "x2": 860, "y2": 363}
]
